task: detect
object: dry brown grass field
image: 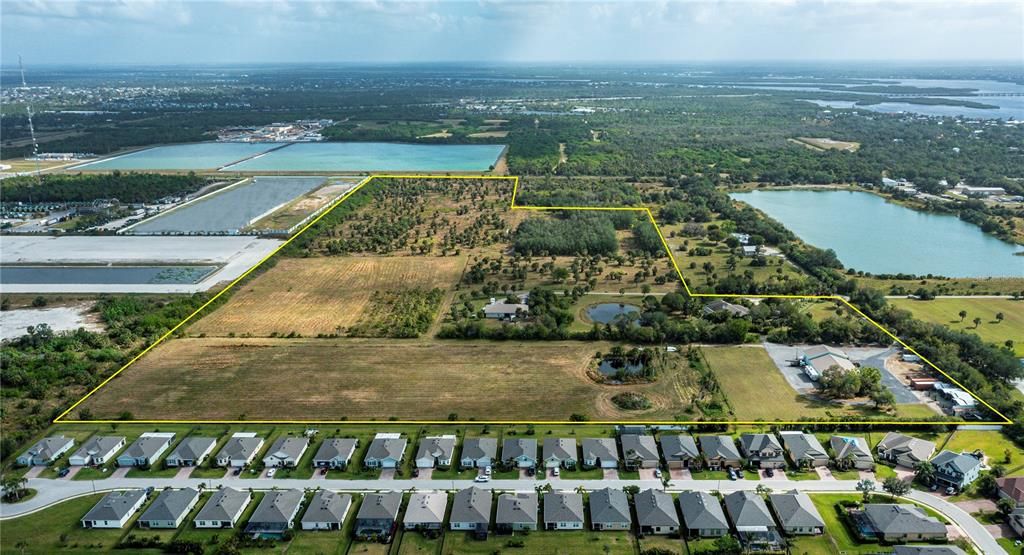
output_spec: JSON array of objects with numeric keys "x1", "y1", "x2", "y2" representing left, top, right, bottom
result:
[
  {"x1": 78, "y1": 338, "x2": 704, "y2": 421},
  {"x1": 191, "y1": 256, "x2": 466, "y2": 337}
]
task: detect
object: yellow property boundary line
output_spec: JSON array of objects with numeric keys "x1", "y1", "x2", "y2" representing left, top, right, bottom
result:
[{"x1": 54, "y1": 175, "x2": 1012, "y2": 426}]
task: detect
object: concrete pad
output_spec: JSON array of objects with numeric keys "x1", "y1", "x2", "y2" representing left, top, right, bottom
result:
[
  {"x1": 815, "y1": 467, "x2": 836, "y2": 480},
  {"x1": 638, "y1": 468, "x2": 658, "y2": 480},
  {"x1": 379, "y1": 469, "x2": 396, "y2": 480},
  {"x1": 62, "y1": 466, "x2": 83, "y2": 480},
  {"x1": 416, "y1": 468, "x2": 434, "y2": 480},
  {"x1": 23, "y1": 466, "x2": 44, "y2": 479},
  {"x1": 173, "y1": 467, "x2": 195, "y2": 479},
  {"x1": 603, "y1": 468, "x2": 619, "y2": 480},
  {"x1": 670, "y1": 468, "x2": 692, "y2": 480},
  {"x1": 760, "y1": 469, "x2": 787, "y2": 480},
  {"x1": 111, "y1": 467, "x2": 131, "y2": 479}
]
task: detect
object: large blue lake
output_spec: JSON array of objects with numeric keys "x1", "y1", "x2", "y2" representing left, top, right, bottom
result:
[
  {"x1": 730, "y1": 190, "x2": 1024, "y2": 278},
  {"x1": 220, "y1": 142, "x2": 507, "y2": 172}
]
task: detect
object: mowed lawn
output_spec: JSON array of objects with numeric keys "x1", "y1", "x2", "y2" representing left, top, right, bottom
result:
[
  {"x1": 191, "y1": 255, "x2": 465, "y2": 338},
  {"x1": 702, "y1": 346, "x2": 937, "y2": 421},
  {"x1": 79, "y1": 338, "x2": 700, "y2": 421},
  {"x1": 890, "y1": 297, "x2": 1024, "y2": 355}
]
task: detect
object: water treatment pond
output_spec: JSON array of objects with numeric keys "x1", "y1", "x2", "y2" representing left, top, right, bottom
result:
[
  {"x1": 73, "y1": 142, "x2": 282, "y2": 170},
  {"x1": 220, "y1": 142, "x2": 507, "y2": 172},
  {"x1": 0, "y1": 265, "x2": 218, "y2": 285},
  {"x1": 730, "y1": 190, "x2": 1023, "y2": 277},
  {"x1": 586, "y1": 303, "x2": 640, "y2": 324}
]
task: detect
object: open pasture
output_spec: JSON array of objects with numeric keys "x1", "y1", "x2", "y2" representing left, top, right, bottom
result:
[{"x1": 890, "y1": 297, "x2": 1024, "y2": 355}]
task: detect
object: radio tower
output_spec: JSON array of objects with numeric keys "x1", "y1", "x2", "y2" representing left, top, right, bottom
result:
[{"x1": 18, "y1": 55, "x2": 43, "y2": 191}]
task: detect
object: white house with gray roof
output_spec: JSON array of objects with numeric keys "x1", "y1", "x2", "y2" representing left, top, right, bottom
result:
[
  {"x1": 81, "y1": 489, "x2": 146, "y2": 528},
  {"x1": 620, "y1": 434, "x2": 659, "y2": 469},
  {"x1": 460, "y1": 438, "x2": 497, "y2": 469},
  {"x1": 739, "y1": 433, "x2": 786, "y2": 469},
  {"x1": 724, "y1": 491, "x2": 784, "y2": 551},
  {"x1": 245, "y1": 489, "x2": 304, "y2": 534},
  {"x1": 779, "y1": 431, "x2": 829, "y2": 468},
  {"x1": 543, "y1": 438, "x2": 578, "y2": 469},
  {"x1": 404, "y1": 492, "x2": 448, "y2": 530},
  {"x1": 582, "y1": 438, "x2": 619, "y2": 469},
  {"x1": 364, "y1": 433, "x2": 407, "y2": 469},
  {"x1": 830, "y1": 436, "x2": 874, "y2": 470},
  {"x1": 301, "y1": 491, "x2": 351, "y2": 530},
  {"x1": 931, "y1": 450, "x2": 983, "y2": 491},
  {"x1": 138, "y1": 488, "x2": 200, "y2": 529},
  {"x1": 660, "y1": 435, "x2": 701, "y2": 469},
  {"x1": 17, "y1": 435, "x2": 74, "y2": 466},
  {"x1": 451, "y1": 487, "x2": 492, "y2": 538},
  {"x1": 117, "y1": 432, "x2": 175, "y2": 467},
  {"x1": 861, "y1": 504, "x2": 946, "y2": 542},
  {"x1": 164, "y1": 437, "x2": 217, "y2": 467},
  {"x1": 768, "y1": 491, "x2": 824, "y2": 535},
  {"x1": 496, "y1": 492, "x2": 538, "y2": 532},
  {"x1": 544, "y1": 492, "x2": 584, "y2": 530},
  {"x1": 876, "y1": 432, "x2": 935, "y2": 469},
  {"x1": 354, "y1": 491, "x2": 402, "y2": 539},
  {"x1": 635, "y1": 489, "x2": 679, "y2": 535},
  {"x1": 698, "y1": 435, "x2": 742, "y2": 470},
  {"x1": 69, "y1": 436, "x2": 125, "y2": 466},
  {"x1": 415, "y1": 435, "x2": 456, "y2": 469},
  {"x1": 194, "y1": 487, "x2": 252, "y2": 528},
  {"x1": 262, "y1": 437, "x2": 309, "y2": 468},
  {"x1": 215, "y1": 433, "x2": 265, "y2": 468},
  {"x1": 502, "y1": 438, "x2": 537, "y2": 469},
  {"x1": 589, "y1": 488, "x2": 631, "y2": 531},
  {"x1": 313, "y1": 438, "x2": 358, "y2": 469},
  {"x1": 679, "y1": 491, "x2": 729, "y2": 538}
]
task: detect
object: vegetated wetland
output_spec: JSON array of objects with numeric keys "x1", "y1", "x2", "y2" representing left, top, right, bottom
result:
[{"x1": 731, "y1": 189, "x2": 1024, "y2": 278}]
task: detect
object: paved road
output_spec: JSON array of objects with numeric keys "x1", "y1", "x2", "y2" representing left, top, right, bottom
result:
[{"x1": 1, "y1": 476, "x2": 1004, "y2": 554}]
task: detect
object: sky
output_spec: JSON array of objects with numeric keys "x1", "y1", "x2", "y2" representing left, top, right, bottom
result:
[{"x1": 1, "y1": 0, "x2": 1022, "y2": 66}]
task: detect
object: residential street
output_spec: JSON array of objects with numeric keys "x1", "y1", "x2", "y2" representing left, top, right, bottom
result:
[{"x1": 1, "y1": 476, "x2": 1006, "y2": 554}]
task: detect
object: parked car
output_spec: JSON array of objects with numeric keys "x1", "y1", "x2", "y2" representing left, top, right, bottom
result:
[
  {"x1": 945, "y1": 486, "x2": 956, "y2": 495},
  {"x1": 320, "y1": 468, "x2": 328, "y2": 475},
  {"x1": 233, "y1": 468, "x2": 242, "y2": 475},
  {"x1": 412, "y1": 468, "x2": 419, "y2": 477},
  {"x1": 474, "y1": 475, "x2": 490, "y2": 483},
  {"x1": 765, "y1": 468, "x2": 774, "y2": 477},
  {"x1": 553, "y1": 467, "x2": 560, "y2": 477},
  {"x1": 57, "y1": 467, "x2": 70, "y2": 478},
  {"x1": 485, "y1": 466, "x2": 492, "y2": 476},
  {"x1": 654, "y1": 469, "x2": 662, "y2": 478},
  {"x1": 728, "y1": 468, "x2": 737, "y2": 481},
  {"x1": 267, "y1": 468, "x2": 277, "y2": 478}
]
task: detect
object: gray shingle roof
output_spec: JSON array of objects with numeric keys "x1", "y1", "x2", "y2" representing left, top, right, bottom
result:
[
  {"x1": 357, "y1": 492, "x2": 402, "y2": 520},
  {"x1": 739, "y1": 433, "x2": 782, "y2": 455},
  {"x1": 780, "y1": 432, "x2": 828, "y2": 462},
  {"x1": 167, "y1": 437, "x2": 216, "y2": 462},
  {"x1": 620, "y1": 434, "x2": 658, "y2": 462},
  {"x1": 679, "y1": 491, "x2": 728, "y2": 530},
  {"x1": 301, "y1": 491, "x2": 351, "y2": 525},
  {"x1": 543, "y1": 492, "x2": 584, "y2": 524},
  {"x1": 450, "y1": 487, "x2": 491, "y2": 525},
  {"x1": 497, "y1": 493, "x2": 537, "y2": 525},
  {"x1": 249, "y1": 489, "x2": 303, "y2": 525},
  {"x1": 830, "y1": 435, "x2": 872, "y2": 463},
  {"x1": 635, "y1": 489, "x2": 678, "y2": 527},
  {"x1": 543, "y1": 438, "x2": 577, "y2": 462},
  {"x1": 876, "y1": 432, "x2": 936, "y2": 463},
  {"x1": 22, "y1": 436, "x2": 73, "y2": 461},
  {"x1": 366, "y1": 436, "x2": 407, "y2": 461},
  {"x1": 196, "y1": 487, "x2": 250, "y2": 522},
  {"x1": 121, "y1": 434, "x2": 173, "y2": 460},
  {"x1": 582, "y1": 438, "x2": 618, "y2": 462},
  {"x1": 264, "y1": 437, "x2": 308, "y2": 461},
  {"x1": 72, "y1": 436, "x2": 125, "y2": 460},
  {"x1": 218, "y1": 436, "x2": 263, "y2": 461},
  {"x1": 502, "y1": 438, "x2": 537, "y2": 460},
  {"x1": 416, "y1": 436, "x2": 456, "y2": 462},
  {"x1": 768, "y1": 491, "x2": 825, "y2": 529},
  {"x1": 589, "y1": 488, "x2": 630, "y2": 526},
  {"x1": 139, "y1": 488, "x2": 200, "y2": 523},
  {"x1": 698, "y1": 435, "x2": 741, "y2": 460},
  {"x1": 660, "y1": 435, "x2": 699, "y2": 462},
  {"x1": 724, "y1": 491, "x2": 774, "y2": 529},
  {"x1": 863, "y1": 504, "x2": 946, "y2": 536},
  {"x1": 932, "y1": 450, "x2": 982, "y2": 476},
  {"x1": 82, "y1": 489, "x2": 146, "y2": 522},
  {"x1": 313, "y1": 438, "x2": 357, "y2": 462},
  {"x1": 461, "y1": 438, "x2": 497, "y2": 461},
  {"x1": 404, "y1": 492, "x2": 447, "y2": 525}
]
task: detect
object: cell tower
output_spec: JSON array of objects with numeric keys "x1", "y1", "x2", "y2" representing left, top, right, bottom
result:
[{"x1": 16, "y1": 55, "x2": 43, "y2": 194}]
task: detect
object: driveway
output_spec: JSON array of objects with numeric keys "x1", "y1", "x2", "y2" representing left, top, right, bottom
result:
[
  {"x1": 638, "y1": 468, "x2": 658, "y2": 480},
  {"x1": 415, "y1": 469, "x2": 434, "y2": 480},
  {"x1": 759, "y1": 469, "x2": 787, "y2": 480},
  {"x1": 518, "y1": 469, "x2": 534, "y2": 480},
  {"x1": 858, "y1": 470, "x2": 876, "y2": 481},
  {"x1": 62, "y1": 466, "x2": 82, "y2": 480},
  {"x1": 815, "y1": 467, "x2": 836, "y2": 480},
  {"x1": 110, "y1": 467, "x2": 131, "y2": 479},
  {"x1": 762, "y1": 342, "x2": 817, "y2": 393},
  {"x1": 859, "y1": 347, "x2": 918, "y2": 404},
  {"x1": 955, "y1": 498, "x2": 997, "y2": 513},
  {"x1": 894, "y1": 468, "x2": 916, "y2": 482},
  {"x1": 22, "y1": 467, "x2": 45, "y2": 479},
  {"x1": 602, "y1": 468, "x2": 619, "y2": 480},
  {"x1": 379, "y1": 469, "x2": 396, "y2": 480},
  {"x1": 670, "y1": 468, "x2": 692, "y2": 480},
  {"x1": 173, "y1": 467, "x2": 194, "y2": 479}
]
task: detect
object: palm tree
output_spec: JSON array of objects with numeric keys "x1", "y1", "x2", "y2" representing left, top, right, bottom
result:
[
  {"x1": 958, "y1": 310, "x2": 967, "y2": 322},
  {"x1": 973, "y1": 317, "x2": 982, "y2": 329}
]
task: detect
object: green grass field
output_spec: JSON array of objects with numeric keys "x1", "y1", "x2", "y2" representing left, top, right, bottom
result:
[{"x1": 890, "y1": 297, "x2": 1024, "y2": 355}]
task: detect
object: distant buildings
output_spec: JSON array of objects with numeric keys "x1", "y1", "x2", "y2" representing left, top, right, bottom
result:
[{"x1": 216, "y1": 119, "x2": 333, "y2": 143}]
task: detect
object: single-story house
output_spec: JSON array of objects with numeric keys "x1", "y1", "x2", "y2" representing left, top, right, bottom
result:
[
  {"x1": 892, "y1": 546, "x2": 968, "y2": 555},
  {"x1": 702, "y1": 299, "x2": 750, "y2": 317},
  {"x1": 262, "y1": 437, "x2": 309, "y2": 468},
  {"x1": 931, "y1": 450, "x2": 983, "y2": 491},
  {"x1": 450, "y1": 487, "x2": 492, "y2": 538},
  {"x1": 354, "y1": 491, "x2": 402, "y2": 540},
  {"x1": 194, "y1": 487, "x2": 252, "y2": 529},
  {"x1": 779, "y1": 431, "x2": 829, "y2": 468},
  {"x1": 876, "y1": 432, "x2": 936, "y2": 469},
  {"x1": 544, "y1": 492, "x2": 584, "y2": 530},
  {"x1": 739, "y1": 433, "x2": 786, "y2": 469},
  {"x1": 364, "y1": 433, "x2": 407, "y2": 469},
  {"x1": 660, "y1": 434, "x2": 701, "y2": 469},
  {"x1": 301, "y1": 490, "x2": 351, "y2": 531},
  {"x1": 860, "y1": 504, "x2": 947, "y2": 542},
  {"x1": 997, "y1": 476, "x2": 1024, "y2": 508},
  {"x1": 582, "y1": 438, "x2": 619, "y2": 469},
  {"x1": 117, "y1": 432, "x2": 175, "y2": 467},
  {"x1": 620, "y1": 434, "x2": 659, "y2": 469},
  {"x1": 312, "y1": 438, "x2": 358, "y2": 469},
  {"x1": 635, "y1": 489, "x2": 679, "y2": 535},
  {"x1": 17, "y1": 435, "x2": 74, "y2": 466},
  {"x1": 164, "y1": 437, "x2": 217, "y2": 468},
  {"x1": 415, "y1": 435, "x2": 456, "y2": 469},
  {"x1": 460, "y1": 438, "x2": 497, "y2": 469},
  {"x1": 800, "y1": 345, "x2": 855, "y2": 381},
  {"x1": 69, "y1": 436, "x2": 125, "y2": 466},
  {"x1": 138, "y1": 488, "x2": 201, "y2": 529},
  {"x1": 589, "y1": 488, "x2": 631, "y2": 531},
  {"x1": 502, "y1": 438, "x2": 538, "y2": 469},
  {"x1": 543, "y1": 438, "x2": 578, "y2": 469},
  {"x1": 724, "y1": 491, "x2": 785, "y2": 551},
  {"x1": 215, "y1": 433, "x2": 265, "y2": 468},
  {"x1": 830, "y1": 436, "x2": 874, "y2": 470},
  {"x1": 679, "y1": 491, "x2": 729, "y2": 538},
  {"x1": 496, "y1": 492, "x2": 538, "y2": 532},
  {"x1": 81, "y1": 489, "x2": 147, "y2": 529},
  {"x1": 698, "y1": 435, "x2": 742, "y2": 470},
  {"x1": 244, "y1": 489, "x2": 304, "y2": 535},
  {"x1": 768, "y1": 491, "x2": 825, "y2": 535},
  {"x1": 482, "y1": 298, "x2": 529, "y2": 320},
  {"x1": 404, "y1": 492, "x2": 448, "y2": 530}
]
